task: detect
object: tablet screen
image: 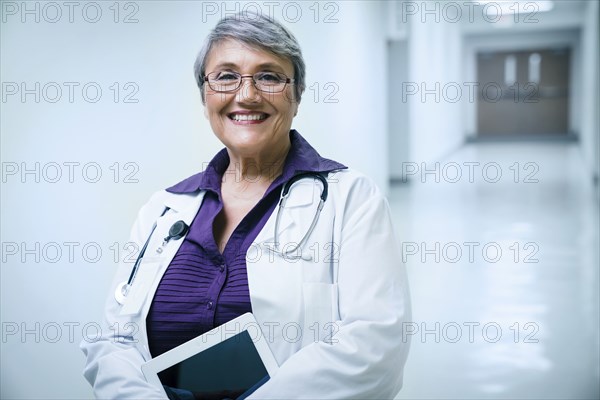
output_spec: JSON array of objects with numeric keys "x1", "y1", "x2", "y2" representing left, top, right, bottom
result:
[{"x1": 159, "y1": 330, "x2": 270, "y2": 399}]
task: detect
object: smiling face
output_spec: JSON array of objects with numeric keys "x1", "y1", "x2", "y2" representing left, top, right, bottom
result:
[{"x1": 203, "y1": 39, "x2": 299, "y2": 160}]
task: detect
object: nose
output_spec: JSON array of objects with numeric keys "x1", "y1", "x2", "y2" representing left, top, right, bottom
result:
[{"x1": 236, "y1": 76, "x2": 261, "y2": 103}]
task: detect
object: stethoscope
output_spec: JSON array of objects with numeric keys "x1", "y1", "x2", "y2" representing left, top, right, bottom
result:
[
  {"x1": 115, "y1": 172, "x2": 328, "y2": 305},
  {"x1": 114, "y1": 209, "x2": 189, "y2": 305},
  {"x1": 270, "y1": 172, "x2": 328, "y2": 257}
]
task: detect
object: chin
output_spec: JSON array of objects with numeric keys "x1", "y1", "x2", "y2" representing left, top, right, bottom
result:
[{"x1": 223, "y1": 130, "x2": 270, "y2": 152}]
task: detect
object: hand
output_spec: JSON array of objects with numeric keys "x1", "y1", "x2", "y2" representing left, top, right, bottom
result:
[
  {"x1": 190, "y1": 389, "x2": 247, "y2": 400},
  {"x1": 163, "y1": 385, "x2": 246, "y2": 400}
]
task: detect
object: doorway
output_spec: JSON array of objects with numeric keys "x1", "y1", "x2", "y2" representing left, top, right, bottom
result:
[{"x1": 477, "y1": 48, "x2": 570, "y2": 136}]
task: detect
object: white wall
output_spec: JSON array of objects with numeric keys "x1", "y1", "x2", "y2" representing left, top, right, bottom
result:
[
  {"x1": 408, "y1": 9, "x2": 464, "y2": 164},
  {"x1": 579, "y1": 0, "x2": 600, "y2": 183},
  {"x1": 0, "y1": 1, "x2": 389, "y2": 398},
  {"x1": 387, "y1": 2, "x2": 465, "y2": 180},
  {"x1": 292, "y1": 1, "x2": 390, "y2": 192},
  {"x1": 388, "y1": 39, "x2": 410, "y2": 179}
]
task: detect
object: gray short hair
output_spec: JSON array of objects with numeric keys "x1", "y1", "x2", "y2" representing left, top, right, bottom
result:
[{"x1": 194, "y1": 11, "x2": 306, "y2": 104}]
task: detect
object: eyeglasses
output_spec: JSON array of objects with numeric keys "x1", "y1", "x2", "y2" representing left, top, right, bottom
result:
[{"x1": 203, "y1": 71, "x2": 295, "y2": 93}]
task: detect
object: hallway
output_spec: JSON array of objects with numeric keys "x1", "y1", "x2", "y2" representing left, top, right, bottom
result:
[{"x1": 389, "y1": 141, "x2": 599, "y2": 399}]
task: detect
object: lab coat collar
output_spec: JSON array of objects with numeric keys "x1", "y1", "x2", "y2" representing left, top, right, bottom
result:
[{"x1": 161, "y1": 191, "x2": 205, "y2": 213}]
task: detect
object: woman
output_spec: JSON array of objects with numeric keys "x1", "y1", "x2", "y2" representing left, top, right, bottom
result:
[{"x1": 81, "y1": 11, "x2": 411, "y2": 399}]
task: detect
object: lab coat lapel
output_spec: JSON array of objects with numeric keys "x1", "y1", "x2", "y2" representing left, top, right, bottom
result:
[
  {"x1": 246, "y1": 179, "x2": 320, "y2": 364},
  {"x1": 118, "y1": 191, "x2": 206, "y2": 317}
]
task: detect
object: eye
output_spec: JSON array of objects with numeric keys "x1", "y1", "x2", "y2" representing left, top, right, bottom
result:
[
  {"x1": 215, "y1": 71, "x2": 239, "y2": 81},
  {"x1": 255, "y1": 72, "x2": 284, "y2": 83}
]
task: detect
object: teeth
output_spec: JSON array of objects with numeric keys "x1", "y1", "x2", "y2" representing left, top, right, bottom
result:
[{"x1": 231, "y1": 114, "x2": 266, "y2": 121}]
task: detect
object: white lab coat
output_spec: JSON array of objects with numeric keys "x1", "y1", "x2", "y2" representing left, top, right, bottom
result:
[{"x1": 80, "y1": 168, "x2": 411, "y2": 399}]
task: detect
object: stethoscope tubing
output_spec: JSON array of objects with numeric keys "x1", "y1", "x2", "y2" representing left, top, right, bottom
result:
[
  {"x1": 273, "y1": 172, "x2": 327, "y2": 254},
  {"x1": 127, "y1": 207, "x2": 170, "y2": 286},
  {"x1": 115, "y1": 207, "x2": 170, "y2": 304}
]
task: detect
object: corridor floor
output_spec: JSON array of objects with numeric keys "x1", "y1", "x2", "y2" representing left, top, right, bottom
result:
[{"x1": 389, "y1": 141, "x2": 599, "y2": 399}]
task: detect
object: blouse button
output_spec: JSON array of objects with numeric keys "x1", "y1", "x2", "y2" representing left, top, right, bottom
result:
[
  {"x1": 219, "y1": 264, "x2": 225, "y2": 272},
  {"x1": 207, "y1": 301, "x2": 214, "y2": 310}
]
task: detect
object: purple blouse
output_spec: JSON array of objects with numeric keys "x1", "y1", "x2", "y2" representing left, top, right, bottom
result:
[{"x1": 146, "y1": 130, "x2": 346, "y2": 365}]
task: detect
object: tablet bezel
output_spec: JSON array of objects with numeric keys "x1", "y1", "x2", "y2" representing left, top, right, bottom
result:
[{"x1": 141, "y1": 313, "x2": 279, "y2": 393}]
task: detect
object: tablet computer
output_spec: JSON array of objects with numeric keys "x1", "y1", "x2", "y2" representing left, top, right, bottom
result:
[{"x1": 142, "y1": 313, "x2": 278, "y2": 399}]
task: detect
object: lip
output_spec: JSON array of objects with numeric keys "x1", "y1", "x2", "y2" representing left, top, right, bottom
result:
[{"x1": 227, "y1": 111, "x2": 270, "y2": 125}]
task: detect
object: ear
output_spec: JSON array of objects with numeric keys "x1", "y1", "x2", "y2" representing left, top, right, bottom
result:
[{"x1": 203, "y1": 106, "x2": 208, "y2": 119}]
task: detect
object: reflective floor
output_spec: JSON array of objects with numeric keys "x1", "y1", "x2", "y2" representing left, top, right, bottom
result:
[{"x1": 389, "y1": 142, "x2": 599, "y2": 399}]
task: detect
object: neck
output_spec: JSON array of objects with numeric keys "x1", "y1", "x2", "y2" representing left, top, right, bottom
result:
[{"x1": 223, "y1": 138, "x2": 291, "y2": 188}]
